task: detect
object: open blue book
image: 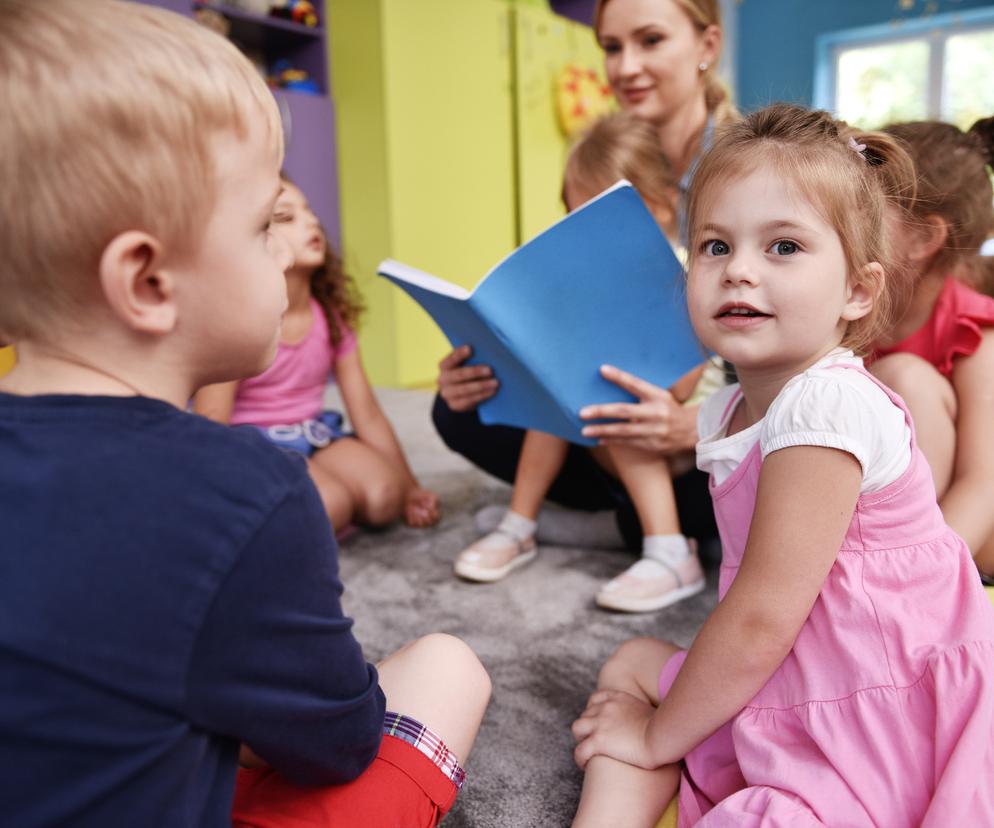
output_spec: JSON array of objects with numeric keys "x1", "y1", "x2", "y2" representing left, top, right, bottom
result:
[{"x1": 378, "y1": 181, "x2": 703, "y2": 446}]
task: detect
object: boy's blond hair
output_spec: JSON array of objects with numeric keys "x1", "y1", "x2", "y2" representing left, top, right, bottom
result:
[{"x1": 0, "y1": 0, "x2": 283, "y2": 340}]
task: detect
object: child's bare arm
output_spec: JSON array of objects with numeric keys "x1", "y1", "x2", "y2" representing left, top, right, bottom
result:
[
  {"x1": 941, "y1": 330, "x2": 994, "y2": 555},
  {"x1": 335, "y1": 350, "x2": 439, "y2": 526},
  {"x1": 191, "y1": 381, "x2": 239, "y2": 424},
  {"x1": 573, "y1": 445, "x2": 860, "y2": 770}
]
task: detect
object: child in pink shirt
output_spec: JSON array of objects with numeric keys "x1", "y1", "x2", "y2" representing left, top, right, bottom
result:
[{"x1": 196, "y1": 179, "x2": 439, "y2": 532}]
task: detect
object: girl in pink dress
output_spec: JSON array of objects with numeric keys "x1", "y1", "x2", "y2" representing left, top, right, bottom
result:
[
  {"x1": 570, "y1": 104, "x2": 994, "y2": 827},
  {"x1": 868, "y1": 118, "x2": 994, "y2": 582},
  {"x1": 194, "y1": 179, "x2": 439, "y2": 532}
]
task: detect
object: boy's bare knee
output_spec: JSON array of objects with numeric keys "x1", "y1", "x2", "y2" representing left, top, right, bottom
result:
[{"x1": 413, "y1": 633, "x2": 492, "y2": 700}]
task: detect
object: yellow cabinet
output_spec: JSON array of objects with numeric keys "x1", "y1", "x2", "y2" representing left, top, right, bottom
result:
[
  {"x1": 330, "y1": 0, "x2": 604, "y2": 387},
  {"x1": 0, "y1": 346, "x2": 14, "y2": 378}
]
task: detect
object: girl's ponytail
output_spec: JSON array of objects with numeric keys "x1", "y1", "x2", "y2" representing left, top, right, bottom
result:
[{"x1": 968, "y1": 116, "x2": 994, "y2": 169}]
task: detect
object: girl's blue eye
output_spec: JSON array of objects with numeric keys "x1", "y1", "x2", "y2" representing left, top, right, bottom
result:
[
  {"x1": 770, "y1": 240, "x2": 798, "y2": 255},
  {"x1": 704, "y1": 239, "x2": 730, "y2": 256},
  {"x1": 643, "y1": 33, "x2": 663, "y2": 47}
]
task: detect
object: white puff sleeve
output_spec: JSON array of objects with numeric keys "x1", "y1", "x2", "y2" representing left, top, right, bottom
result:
[{"x1": 760, "y1": 370, "x2": 911, "y2": 492}]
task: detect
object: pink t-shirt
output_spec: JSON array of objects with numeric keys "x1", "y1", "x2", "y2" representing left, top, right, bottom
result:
[{"x1": 231, "y1": 298, "x2": 357, "y2": 427}]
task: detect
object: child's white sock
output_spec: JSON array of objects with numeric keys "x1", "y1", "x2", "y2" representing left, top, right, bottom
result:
[
  {"x1": 642, "y1": 534, "x2": 691, "y2": 568},
  {"x1": 475, "y1": 504, "x2": 625, "y2": 549},
  {"x1": 495, "y1": 509, "x2": 537, "y2": 542}
]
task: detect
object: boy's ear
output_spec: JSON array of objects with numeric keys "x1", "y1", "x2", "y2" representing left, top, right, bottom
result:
[
  {"x1": 98, "y1": 231, "x2": 177, "y2": 334},
  {"x1": 842, "y1": 261, "x2": 883, "y2": 322}
]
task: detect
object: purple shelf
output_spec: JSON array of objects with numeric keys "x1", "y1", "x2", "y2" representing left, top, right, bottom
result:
[{"x1": 193, "y1": 2, "x2": 324, "y2": 38}]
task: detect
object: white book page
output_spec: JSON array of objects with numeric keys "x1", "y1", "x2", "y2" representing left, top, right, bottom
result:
[{"x1": 378, "y1": 259, "x2": 471, "y2": 300}]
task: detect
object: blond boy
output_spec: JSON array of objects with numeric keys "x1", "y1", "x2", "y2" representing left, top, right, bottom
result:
[{"x1": 0, "y1": 2, "x2": 489, "y2": 825}]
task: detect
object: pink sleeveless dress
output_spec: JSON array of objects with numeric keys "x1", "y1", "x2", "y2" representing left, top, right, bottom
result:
[{"x1": 662, "y1": 365, "x2": 994, "y2": 826}]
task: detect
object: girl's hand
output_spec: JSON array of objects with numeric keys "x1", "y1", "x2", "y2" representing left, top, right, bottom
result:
[
  {"x1": 404, "y1": 486, "x2": 440, "y2": 528},
  {"x1": 571, "y1": 689, "x2": 658, "y2": 771},
  {"x1": 579, "y1": 365, "x2": 697, "y2": 455},
  {"x1": 438, "y1": 345, "x2": 499, "y2": 413}
]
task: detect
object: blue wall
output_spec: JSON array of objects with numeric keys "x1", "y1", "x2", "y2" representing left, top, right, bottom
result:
[{"x1": 736, "y1": 0, "x2": 994, "y2": 112}]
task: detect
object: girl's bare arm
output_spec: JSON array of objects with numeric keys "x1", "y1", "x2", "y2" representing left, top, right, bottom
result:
[
  {"x1": 573, "y1": 445, "x2": 861, "y2": 769},
  {"x1": 191, "y1": 380, "x2": 239, "y2": 424}
]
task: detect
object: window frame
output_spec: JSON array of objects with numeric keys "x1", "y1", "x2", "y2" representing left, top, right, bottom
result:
[{"x1": 813, "y1": 7, "x2": 994, "y2": 122}]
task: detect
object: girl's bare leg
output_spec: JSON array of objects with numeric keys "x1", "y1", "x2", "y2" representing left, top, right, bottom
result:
[
  {"x1": 598, "y1": 445, "x2": 680, "y2": 536},
  {"x1": 573, "y1": 638, "x2": 682, "y2": 828},
  {"x1": 306, "y1": 459, "x2": 356, "y2": 529},
  {"x1": 311, "y1": 439, "x2": 407, "y2": 526},
  {"x1": 871, "y1": 353, "x2": 956, "y2": 496},
  {"x1": 377, "y1": 634, "x2": 492, "y2": 764},
  {"x1": 509, "y1": 430, "x2": 570, "y2": 520}
]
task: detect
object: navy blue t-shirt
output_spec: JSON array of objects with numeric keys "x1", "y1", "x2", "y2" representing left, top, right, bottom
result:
[{"x1": 0, "y1": 393, "x2": 385, "y2": 827}]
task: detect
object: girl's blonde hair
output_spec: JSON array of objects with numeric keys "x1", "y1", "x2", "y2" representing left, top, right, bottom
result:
[
  {"x1": 564, "y1": 111, "x2": 675, "y2": 217},
  {"x1": 594, "y1": 0, "x2": 737, "y2": 126},
  {"x1": 0, "y1": 0, "x2": 283, "y2": 341},
  {"x1": 883, "y1": 118, "x2": 994, "y2": 275},
  {"x1": 687, "y1": 103, "x2": 918, "y2": 355}
]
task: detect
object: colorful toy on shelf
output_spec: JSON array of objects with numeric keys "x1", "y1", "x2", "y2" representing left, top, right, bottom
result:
[
  {"x1": 269, "y1": 0, "x2": 319, "y2": 28},
  {"x1": 270, "y1": 58, "x2": 319, "y2": 94},
  {"x1": 556, "y1": 63, "x2": 614, "y2": 138}
]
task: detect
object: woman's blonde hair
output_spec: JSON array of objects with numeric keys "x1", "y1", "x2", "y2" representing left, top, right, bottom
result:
[
  {"x1": 0, "y1": 0, "x2": 283, "y2": 340},
  {"x1": 687, "y1": 103, "x2": 918, "y2": 355},
  {"x1": 564, "y1": 111, "x2": 675, "y2": 219},
  {"x1": 594, "y1": 0, "x2": 737, "y2": 125}
]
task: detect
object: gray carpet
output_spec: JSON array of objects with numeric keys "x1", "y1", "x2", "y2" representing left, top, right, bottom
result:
[{"x1": 331, "y1": 387, "x2": 718, "y2": 827}]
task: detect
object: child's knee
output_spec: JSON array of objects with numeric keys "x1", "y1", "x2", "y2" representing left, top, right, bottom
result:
[
  {"x1": 598, "y1": 637, "x2": 677, "y2": 693},
  {"x1": 412, "y1": 633, "x2": 492, "y2": 702},
  {"x1": 359, "y1": 473, "x2": 405, "y2": 525},
  {"x1": 871, "y1": 352, "x2": 939, "y2": 391}
]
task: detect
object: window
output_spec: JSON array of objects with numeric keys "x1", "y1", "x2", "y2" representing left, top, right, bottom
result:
[{"x1": 814, "y1": 8, "x2": 994, "y2": 130}]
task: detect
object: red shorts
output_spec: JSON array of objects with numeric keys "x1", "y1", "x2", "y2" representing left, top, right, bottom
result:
[{"x1": 231, "y1": 734, "x2": 459, "y2": 828}]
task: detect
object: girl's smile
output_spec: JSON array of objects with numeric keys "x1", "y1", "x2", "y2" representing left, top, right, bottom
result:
[{"x1": 715, "y1": 301, "x2": 771, "y2": 328}]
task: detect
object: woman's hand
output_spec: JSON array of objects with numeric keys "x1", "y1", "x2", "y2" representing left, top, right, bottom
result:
[
  {"x1": 571, "y1": 689, "x2": 659, "y2": 771},
  {"x1": 437, "y1": 345, "x2": 498, "y2": 413},
  {"x1": 579, "y1": 364, "x2": 698, "y2": 455},
  {"x1": 404, "y1": 486, "x2": 441, "y2": 528}
]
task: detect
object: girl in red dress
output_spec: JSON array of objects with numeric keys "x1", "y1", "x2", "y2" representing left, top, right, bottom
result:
[{"x1": 869, "y1": 117, "x2": 994, "y2": 581}]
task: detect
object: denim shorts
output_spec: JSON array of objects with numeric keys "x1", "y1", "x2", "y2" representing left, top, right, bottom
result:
[{"x1": 249, "y1": 410, "x2": 350, "y2": 457}]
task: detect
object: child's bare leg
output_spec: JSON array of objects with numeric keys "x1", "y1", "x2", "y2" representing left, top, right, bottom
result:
[
  {"x1": 455, "y1": 430, "x2": 568, "y2": 581},
  {"x1": 871, "y1": 353, "x2": 956, "y2": 496},
  {"x1": 509, "y1": 430, "x2": 571, "y2": 519},
  {"x1": 600, "y1": 445, "x2": 679, "y2": 535},
  {"x1": 306, "y1": 459, "x2": 356, "y2": 529},
  {"x1": 310, "y1": 439, "x2": 406, "y2": 527},
  {"x1": 573, "y1": 638, "x2": 682, "y2": 828},
  {"x1": 591, "y1": 446, "x2": 703, "y2": 612},
  {"x1": 377, "y1": 633, "x2": 491, "y2": 763}
]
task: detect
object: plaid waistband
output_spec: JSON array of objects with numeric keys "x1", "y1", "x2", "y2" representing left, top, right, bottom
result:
[{"x1": 382, "y1": 711, "x2": 466, "y2": 790}]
